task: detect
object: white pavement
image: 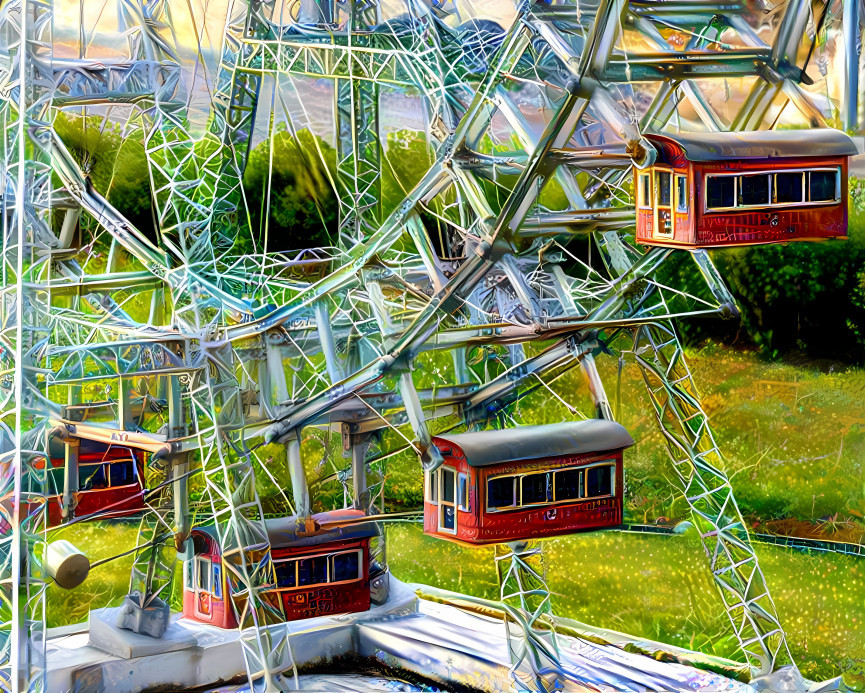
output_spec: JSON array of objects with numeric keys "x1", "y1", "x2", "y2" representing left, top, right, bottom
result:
[{"x1": 45, "y1": 578, "x2": 755, "y2": 693}]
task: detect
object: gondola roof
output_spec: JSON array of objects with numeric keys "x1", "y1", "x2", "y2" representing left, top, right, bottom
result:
[
  {"x1": 433, "y1": 419, "x2": 634, "y2": 468},
  {"x1": 646, "y1": 129, "x2": 858, "y2": 162},
  {"x1": 192, "y1": 509, "x2": 378, "y2": 551}
]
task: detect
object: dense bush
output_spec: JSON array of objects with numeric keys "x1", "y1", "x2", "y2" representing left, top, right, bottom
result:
[
  {"x1": 243, "y1": 126, "x2": 339, "y2": 252},
  {"x1": 55, "y1": 113, "x2": 865, "y2": 364},
  {"x1": 657, "y1": 177, "x2": 865, "y2": 364},
  {"x1": 54, "y1": 113, "x2": 156, "y2": 242}
]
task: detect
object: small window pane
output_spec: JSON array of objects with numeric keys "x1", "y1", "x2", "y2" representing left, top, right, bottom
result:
[
  {"x1": 196, "y1": 559, "x2": 211, "y2": 592},
  {"x1": 297, "y1": 555, "x2": 328, "y2": 586},
  {"x1": 427, "y1": 472, "x2": 437, "y2": 503},
  {"x1": 520, "y1": 472, "x2": 550, "y2": 505},
  {"x1": 739, "y1": 174, "x2": 769, "y2": 206},
  {"x1": 775, "y1": 172, "x2": 803, "y2": 203},
  {"x1": 441, "y1": 505, "x2": 455, "y2": 530},
  {"x1": 809, "y1": 171, "x2": 836, "y2": 202},
  {"x1": 639, "y1": 174, "x2": 651, "y2": 208},
  {"x1": 458, "y1": 474, "x2": 468, "y2": 511},
  {"x1": 586, "y1": 466, "x2": 613, "y2": 497},
  {"x1": 48, "y1": 466, "x2": 64, "y2": 496},
  {"x1": 441, "y1": 468, "x2": 455, "y2": 504},
  {"x1": 676, "y1": 176, "x2": 687, "y2": 212},
  {"x1": 213, "y1": 564, "x2": 222, "y2": 599},
  {"x1": 275, "y1": 561, "x2": 297, "y2": 588},
  {"x1": 331, "y1": 551, "x2": 359, "y2": 582},
  {"x1": 79, "y1": 464, "x2": 107, "y2": 490},
  {"x1": 554, "y1": 468, "x2": 582, "y2": 501},
  {"x1": 185, "y1": 561, "x2": 193, "y2": 589},
  {"x1": 487, "y1": 476, "x2": 515, "y2": 509},
  {"x1": 656, "y1": 171, "x2": 671, "y2": 207},
  {"x1": 109, "y1": 460, "x2": 134, "y2": 487},
  {"x1": 707, "y1": 177, "x2": 735, "y2": 209}
]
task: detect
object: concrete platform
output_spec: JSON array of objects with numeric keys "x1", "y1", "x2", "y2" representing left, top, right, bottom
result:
[
  {"x1": 360, "y1": 598, "x2": 752, "y2": 693},
  {"x1": 46, "y1": 579, "x2": 754, "y2": 693},
  {"x1": 47, "y1": 579, "x2": 419, "y2": 693},
  {"x1": 88, "y1": 606, "x2": 199, "y2": 659}
]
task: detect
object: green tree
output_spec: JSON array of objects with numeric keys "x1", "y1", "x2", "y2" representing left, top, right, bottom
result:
[
  {"x1": 54, "y1": 113, "x2": 155, "y2": 242},
  {"x1": 243, "y1": 127, "x2": 338, "y2": 253}
]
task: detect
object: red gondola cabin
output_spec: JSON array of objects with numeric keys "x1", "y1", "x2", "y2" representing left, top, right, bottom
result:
[
  {"x1": 634, "y1": 129, "x2": 859, "y2": 248},
  {"x1": 0, "y1": 442, "x2": 146, "y2": 532},
  {"x1": 182, "y1": 509, "x2": 379, "y2": 628},
  {"x1": 43, "y1": 442, "x2": 146, "y2": 526},
  {"x1": 423, "y1": 419, "x2": 634, "y2": 545}
]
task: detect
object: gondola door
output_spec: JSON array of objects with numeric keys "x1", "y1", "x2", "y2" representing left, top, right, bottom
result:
[
  {"x1": 437, "y1": 466, "x2": 457, "y2": 535},
  {"x1": 674, "y1": 172, "x2": 690, "y2": 242},
  {"x1": 653, "y1": 168, "x2": 674, "y2": 241},
  {"x1": 193, "y1": 555, "x2": 214, "y2": 620}
]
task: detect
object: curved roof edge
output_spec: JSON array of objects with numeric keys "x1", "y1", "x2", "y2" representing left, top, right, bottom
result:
[
  {"x1": 646, "y1": 129, "x2": 858, "y2": 162},
  {"x1": 433, "y1": 419, "x2": 635, "y2": 468},
  {"x1": 192, "y1": 509, "x2": 379, "y2": 551}
]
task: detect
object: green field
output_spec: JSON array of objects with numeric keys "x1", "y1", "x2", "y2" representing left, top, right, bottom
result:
[
  {"x1": 47, "y1": 347, "x2": 865, "y2": 685},
  {"x1": 386, "y1": 524, "x2": 865, "y2": 683},
  {"x1": 378, "y1": 343, "x2": 865, "y2": 538}
]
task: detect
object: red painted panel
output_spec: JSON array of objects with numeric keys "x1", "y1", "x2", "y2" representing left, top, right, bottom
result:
[
  {"x1": 280, "y1": 582, "x2": 370, "y2": 621},
  {"x1": 424, "y1": 451, "x2": 624, "y2": 545},
  {"x1": 182, "y1": 535, "x2": 371, "y2": 628},
  {"x1": 0, "y1": 451, "x2": 146, "y2": 531},
  {"x1": 635, "y1": 156, "x2": 849, "y2": 248}
]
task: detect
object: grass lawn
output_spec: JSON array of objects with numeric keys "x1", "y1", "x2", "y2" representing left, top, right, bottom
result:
[
  {"x1": 46, "y1": 521, "x2": 183, "y2": 629},
  {"x1": 386, "y1": 523, "x2": 865, "y2": 683},
  {"x1": 378, "y1": 344, "x2": 865, "y2": 540},
  {"x1": 45, "y1": 347, "x2": 865, "y2": 686}
]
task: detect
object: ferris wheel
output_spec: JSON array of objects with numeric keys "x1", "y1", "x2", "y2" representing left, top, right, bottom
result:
[{"x1": 0, "y1": 0, "x2": 860, "y2": 691}]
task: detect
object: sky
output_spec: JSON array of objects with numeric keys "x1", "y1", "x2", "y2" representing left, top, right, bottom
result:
[{"x1": 50, "y1": 0, "x2": 854, "y2": 143}]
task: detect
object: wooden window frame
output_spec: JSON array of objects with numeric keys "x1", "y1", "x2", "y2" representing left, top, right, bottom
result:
[
  {"x1": 653, "y1": 168, "x2": 674, "y2": 239},
  {"x1": 425, "y1": 469, "x2": 438, "y2": 504},
  {"x1": 107, "y1": 456, "x2": 139, "y2": 489},
  {"x1": 552, "y1": 467, "x2": 583, "y2": 503},
  {"x1": 637, "y1": 172, "x2": 653, "y2": 210},
  {"x1": 195, "y1": 556, "x2": 212, "y2": 593},
  {"x1": 582, "y1": 462, "x2": 617, "y2": 500},
  {"x1": 212, "y1": 562, "x2": 223, "y2": 599},
  {"x1": 437, "y1": 466, "x2": 458, "y2": 534},
  {"x1": 737, "y1": 172, "x2": 771, "y2": 208},
  {"x1": 705, "y1": 167, "x2": 841, "y2": 213},
  {"x1": 486, "y1": 459, "x2": 617, "y2": 513},
  {"x1": 271, "y1": 548, "x2": 364, "y2": 592},
  {"x1": 457, "y1": 472, "x2": 469, "y2": 512},
  {"x1": 675, "y1": 174, "x2": 688, "y2": 214},
  {"x1": 518, "y1": 470, "x2": 552, "y2": 508}
]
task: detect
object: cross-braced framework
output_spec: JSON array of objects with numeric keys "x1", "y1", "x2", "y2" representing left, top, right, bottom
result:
[{"x1": 0, "y1": 0, "x2": 861, "y2": 690}]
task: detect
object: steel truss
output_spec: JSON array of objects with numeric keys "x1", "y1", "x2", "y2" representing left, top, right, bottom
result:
[
  {"x1": 0, "y1": 0, "x2": 858, "y2": 690},
  {"x1": 0, "y1": 0, "x2": 54, "y2": 689}
]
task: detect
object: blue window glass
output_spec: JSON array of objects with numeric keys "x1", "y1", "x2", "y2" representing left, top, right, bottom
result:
[
  {"x1": 275, "y1": 561, "x2": 296, "y2": 588},
  {"x1": 586, "y1": 465, "x2": 613, "y2": 497},
  {"x1": 809, "y1": 171, "x2": 835, "y2": 202},
  {"x1": 331, "y1": 552, "x2": 359, "y2": 582},
  {"x1": 707, "y1": 176, "x2": 735, "y2": 209},
  {"x1": 297, "y1": 555, "x2": 327, "y2": 586},
  {"x1": 520, "y1": 472, "x2": 550, "y2": 505},
  {"x1": 775, "y1": 172, "x2": 802, "y2": 203},
  {"x1": 79, "y1": 464, "x2": 107, "y2": 490},
  {"x1": 487, "y1": 476, "x2": 515, "y2": 509},
  {"x1": 554, "y1": 468, "x2": 581, "y2": 501},
  {"x1": 212, "y1": 564, "x2": 222, "y2": 599},
  {"x1": 458, "y1": 474, "x2": 468, "y2": 511},
  {"x1": 109, "y1": 460, "x2": 135, "y2": 487}
]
